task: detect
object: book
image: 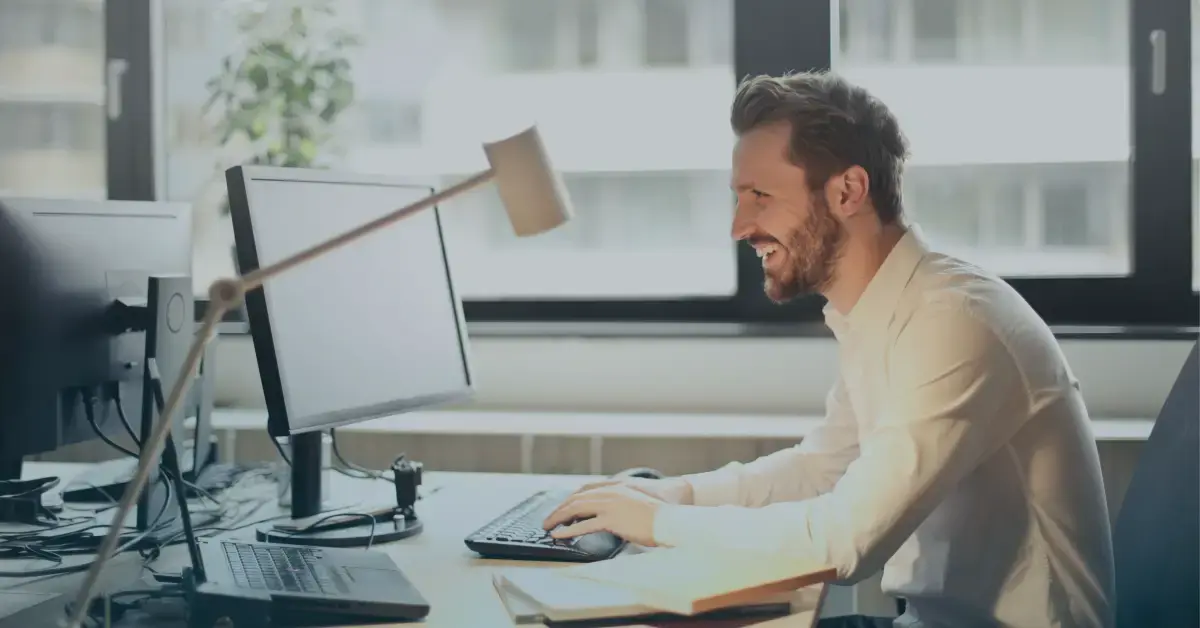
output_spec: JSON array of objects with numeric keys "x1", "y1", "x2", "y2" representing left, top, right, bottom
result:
[
  {"x1": 559, "y1": 547, "x2": 837, "y2": 616},
  {"x1": 491, "y1": 548, "x2": 834, "y2": 625},
  {"x1": 492, "y1": 569, "x2": 804, "y2": 626}
]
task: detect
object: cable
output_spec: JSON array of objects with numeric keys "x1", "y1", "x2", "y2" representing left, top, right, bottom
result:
[
  {"x1": 329, "y1": 429, "x2": 407, "y2": 483},
  {"x1": 109, "y1": 382, "x2": 141, "y2": 447},
  {"x1": 84, "y1": 393, "x2": 208, "y2": 504},
  {"x1": 270, "y1": 436, "x2": 292, "y2": 466},
  {"x1": 281, "y1": 512, "x2": 377, "y2": 549},
  {"x1": 81, "y1": 389, "x2": 138, "y2": 459},
  {"x1": 0, "y1": 475, "x2": 172, "y2": 578}
]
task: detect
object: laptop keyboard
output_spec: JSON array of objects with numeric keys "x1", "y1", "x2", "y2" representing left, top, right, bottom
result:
[{"x1": 223, "y1": 542, "x2": 338, "y2": 595}]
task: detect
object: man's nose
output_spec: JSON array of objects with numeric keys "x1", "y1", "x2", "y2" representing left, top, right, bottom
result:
[{"x1": 731, "y1": 202, "x2": 755, "y2": 241}]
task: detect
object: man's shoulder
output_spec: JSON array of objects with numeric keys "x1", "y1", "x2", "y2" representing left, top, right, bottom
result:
[
  {"x1": 892, "y1": 251, "x2": 1061, "y2": 368},
  {"x1": 902, "y1": 252, "x2": 1026, "y2": 318}
]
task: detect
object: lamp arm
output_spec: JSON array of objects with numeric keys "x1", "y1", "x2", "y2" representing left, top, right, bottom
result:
[
  {"x1": 62, "y1": 167, "x2": 495, "y2": 628},
  {"x1": 240, "y1": 168, "x2": 495, "y2": 292},
  {"x1": 62, "y1": 303, "x2": 225, "y2": 628}
]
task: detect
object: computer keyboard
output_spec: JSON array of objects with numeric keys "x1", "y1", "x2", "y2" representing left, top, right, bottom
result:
[
  {"x1": 464, "y1": 490, "x2": 626, "y2": 562},
  {"x1": 223, "y1": 542, "x2": 338, "y2": 595}
]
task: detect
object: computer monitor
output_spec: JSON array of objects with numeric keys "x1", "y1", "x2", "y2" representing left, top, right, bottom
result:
[
  {"x1": 226, "y1": 166, "x2": 473, "y2": 547},
  {"x1": 0, "y1": 197, "x2": 193, "y2": 539}
]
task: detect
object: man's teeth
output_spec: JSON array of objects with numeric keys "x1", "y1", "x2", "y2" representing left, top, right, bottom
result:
[{"x1": 756, "y1": 246, "x2": 778, "y2": 259}]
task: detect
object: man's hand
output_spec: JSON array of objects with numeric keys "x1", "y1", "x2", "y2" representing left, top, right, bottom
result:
[
  {"x1": 569, "y1": 476, "x2": 694, "y2": 506},
  {"x1": 542, "y1": 484, "x2": 667, "y2": 546}
]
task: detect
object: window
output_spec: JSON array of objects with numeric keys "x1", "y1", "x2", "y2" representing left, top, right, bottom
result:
[
  {"x1": 361, "y1": 102, "x2": 422, "y2": 145},
  {"x1": 103, "y1": 1, "x2": 1198, "y2": 326},
  {"x1": 164, "y1": 0, "x2": 209, "y2": 51},
  {"x1": 160, "y1": 0, "x2": 737, "y2": 302},
  {"x1": 170, "y1": 106, "x2": 213, "y2": 148},
  {"x1": 906, "y1": 169, "x2": 981, "y2": 247},
  {"x1": 500, "y1": 0, "x2": 560, "y2": 71},
  {"x1": 836, "y1": 0, "x2": 1132, "y2": 277},
  {"x1": 577, "y1": 0, "x2": 601, "y2": 67},
  {"x1": 912, "y1": 0, "x2": 959, "y2": 62},
  {"x1": 644, "y1": 0, "x2": 691, "y2": 67},
  {"x1": 0, "y1": 0, "x2": 103, "y2": 54},
  {"x1": 1034, "y1": 0, "x2": 1124, "y2": 64},
  {"x1": 0, "y1": 1, "x2": 105, "y2": 199},
  {"x1": 838, "y1": 0, "x2": 897, "y2": 64},
  {"x1": 988, "y1": 181, "x2": 1027, "y2": 247}
]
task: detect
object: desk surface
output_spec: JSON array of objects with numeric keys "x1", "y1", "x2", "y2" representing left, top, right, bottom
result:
[{"x1": 12, "y1": 462, "x2": 822, "y2": 627}]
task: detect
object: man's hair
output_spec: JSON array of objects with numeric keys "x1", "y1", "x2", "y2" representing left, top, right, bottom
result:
[{"x1": 730, "y1": 71, "x2": 910, "y2": 223}]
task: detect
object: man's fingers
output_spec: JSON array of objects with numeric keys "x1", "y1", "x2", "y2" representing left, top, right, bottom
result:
[
  {"x1": 550, "y1": 516, "x2": 606, "y2": 539},
  {"x1": 543, "y1": 498, "x2": 604, "y2": 529},
  {"x1": 543, "y1": 494, "x2": 585, "y2": 527},
  {"x1": 545, "y1": 486, "x2": 623, "y2": 527},
  {"x1": 574, "y1": 479, "x2": 620, "y2": 494}
]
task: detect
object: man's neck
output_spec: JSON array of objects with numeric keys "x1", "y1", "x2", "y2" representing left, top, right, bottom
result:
[{"x1": 823, "y1": 222, "x2": 908, "y2": 315}]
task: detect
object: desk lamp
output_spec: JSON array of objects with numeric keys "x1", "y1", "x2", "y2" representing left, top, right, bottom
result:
[{"x1": 62, "y1": 126, "x2": 573, "y2": 628}]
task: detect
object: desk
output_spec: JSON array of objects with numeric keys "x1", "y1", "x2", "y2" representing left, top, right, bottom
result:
[{"x1": 8, "y1": 462, "x2": 825, "y2": 627}]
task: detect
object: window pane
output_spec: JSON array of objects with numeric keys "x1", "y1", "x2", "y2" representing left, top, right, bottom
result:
[
  {"x1": 162, "y1": 0, "x2": 736, "y2": 299},
  {"x1": 644, "y1": 0, "x2": 690, "y2": 67},
  {"x1": 912, "y1": 0, "x2": 959, "y2": 62},
  {"x1": 836, "y1": 0, "x2": 1130, "y2": 277},
  {"x1": 0, "y1": 0, "x2": 106, "y2": 199}
]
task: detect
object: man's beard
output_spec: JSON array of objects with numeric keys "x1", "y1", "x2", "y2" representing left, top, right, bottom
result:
[{"x1": 764, "y1": 196, "x2": 844, "y2": 304}]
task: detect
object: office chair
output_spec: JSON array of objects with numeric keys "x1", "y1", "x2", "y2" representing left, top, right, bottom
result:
[{"x1": 1111, "y1": 340, "x2": 1198, "y2": 627}]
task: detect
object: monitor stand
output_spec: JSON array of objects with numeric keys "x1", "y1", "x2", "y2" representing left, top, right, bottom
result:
[{"x1": 255, "y1": 431, "x2": 422, "y2": 547}]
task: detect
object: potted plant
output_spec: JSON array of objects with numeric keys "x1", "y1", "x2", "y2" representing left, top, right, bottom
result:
[{"x1": 193, "y1": 0, "x2": 358, "y2": 300}]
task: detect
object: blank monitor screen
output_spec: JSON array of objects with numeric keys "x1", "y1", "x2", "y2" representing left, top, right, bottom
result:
[{"x1": 228, "y1": 167, "x2": 472, "y2": 436}]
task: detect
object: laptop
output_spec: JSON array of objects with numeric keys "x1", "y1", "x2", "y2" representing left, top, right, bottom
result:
[
  {"x1": 185, "y1": 537, "x2": 429, "y2": 626},
  {"x1": 145, "y1": 396, "x2": 430, "y2": 625}
]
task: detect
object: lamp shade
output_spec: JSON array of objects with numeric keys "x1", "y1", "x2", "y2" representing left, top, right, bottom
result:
[{"x1": 482, "y1": 126, "x2": 573, "y2": 237}]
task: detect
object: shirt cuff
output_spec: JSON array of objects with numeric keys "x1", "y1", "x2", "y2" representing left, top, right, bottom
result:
[{"x1": 681, "y1": 463, "x2": 743, "y2": 507}]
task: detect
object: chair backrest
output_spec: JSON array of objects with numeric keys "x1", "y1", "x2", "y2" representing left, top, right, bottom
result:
[{"x1": 1112, "y1": 341, "x2": 1198, "y2": 627}]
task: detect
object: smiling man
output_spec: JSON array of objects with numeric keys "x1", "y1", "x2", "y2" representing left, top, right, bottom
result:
[{"x1": 543, "y1": 72, "x2": 1116, "y2": 628}]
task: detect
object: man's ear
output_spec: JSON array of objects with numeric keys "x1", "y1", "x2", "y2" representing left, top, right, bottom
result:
[{"x1": 826, "y1": 166, "x2": 871, "y2": 218}]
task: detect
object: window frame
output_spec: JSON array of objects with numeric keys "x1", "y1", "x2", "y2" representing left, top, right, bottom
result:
[
  {"x1": 106, "y1": 0, "x2": 155, "y2": 201},
  {"x1": 108, "y1": 0, "x2": 1196, "y2": 329}
]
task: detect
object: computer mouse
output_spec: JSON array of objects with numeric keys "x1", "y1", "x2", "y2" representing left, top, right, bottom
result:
[{"x1": 613, "y1": 466, "x2": 664, "y2": 480}]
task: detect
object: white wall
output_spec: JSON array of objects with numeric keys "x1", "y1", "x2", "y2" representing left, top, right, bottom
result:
[{"x1": 214, "y1": 335, "x2": 1194, "y2": 420}]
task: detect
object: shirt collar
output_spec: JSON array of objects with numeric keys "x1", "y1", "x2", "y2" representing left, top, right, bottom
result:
[{"x1": 824, "y1": 224, "x2": 930, "y2": 340}]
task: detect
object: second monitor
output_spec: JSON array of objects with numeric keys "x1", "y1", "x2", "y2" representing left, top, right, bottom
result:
[{"x1": 226, "y1": 166, "x2": 473, "y2": 547}]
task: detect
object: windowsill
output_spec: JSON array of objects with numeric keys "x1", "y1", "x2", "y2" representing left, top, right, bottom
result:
[
  {"x1": 207, "y1": 408, "x2": 1155, "y2": 442},
  {"x1": 215, "y1": 320, "x2": 1199, "y2": 341}
]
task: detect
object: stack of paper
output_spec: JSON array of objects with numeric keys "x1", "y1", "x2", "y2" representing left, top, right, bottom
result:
[{"x1": 492, "y1": 547, "x2": 834, "y2": 625}]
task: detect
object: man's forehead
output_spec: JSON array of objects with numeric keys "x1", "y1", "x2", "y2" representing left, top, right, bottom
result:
[{"x1": 732, "y1": 126, "x2": 802, "y2": 189}]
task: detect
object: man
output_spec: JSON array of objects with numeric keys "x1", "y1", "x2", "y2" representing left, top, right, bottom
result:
[{"x1": 543, "y1": 72, "x2": 1115, "y2": 628}]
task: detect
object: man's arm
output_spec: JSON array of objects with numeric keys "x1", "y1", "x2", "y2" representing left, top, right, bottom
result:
[
  {"x1": 681, "y1": 374, "x2": 861, "y2": 508},
  {"x1": 653, "y1": 305, "x2": 1029, "y2": 582}
]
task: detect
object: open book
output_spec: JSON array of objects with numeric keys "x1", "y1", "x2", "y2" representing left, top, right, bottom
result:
[{"x1": 492, "y1": 547, "x2": 835, "y2": 625}]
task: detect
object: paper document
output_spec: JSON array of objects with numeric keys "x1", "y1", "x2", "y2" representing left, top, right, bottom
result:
[
  {"x1": 492, "y1": 566, "x2": 797, "y2": 625},
  {"x1": 556, "y1": 547, "x2": 836, "y2": 615}
]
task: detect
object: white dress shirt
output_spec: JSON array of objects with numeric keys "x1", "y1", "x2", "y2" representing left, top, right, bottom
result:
[{"x1": 652, "y1": 226, "x2": 1115, "y2": 628}]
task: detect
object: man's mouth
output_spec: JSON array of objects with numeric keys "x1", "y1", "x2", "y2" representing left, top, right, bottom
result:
[{"x1": 752, "y1": 241, "x2": 781, "y2": 267}]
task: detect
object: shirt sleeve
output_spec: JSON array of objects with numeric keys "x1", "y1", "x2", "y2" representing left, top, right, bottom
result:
[
  {"x1": 653, "y1": 304, "x2": 1029, "y2": 582},
  {"x1": 682, "y1": 374, "x2": 861, "y2": 508}
]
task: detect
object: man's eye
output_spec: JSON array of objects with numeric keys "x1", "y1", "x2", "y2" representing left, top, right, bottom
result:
[{"x1": 752, "y1": 190, "x2": 768, "y2": 199}]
